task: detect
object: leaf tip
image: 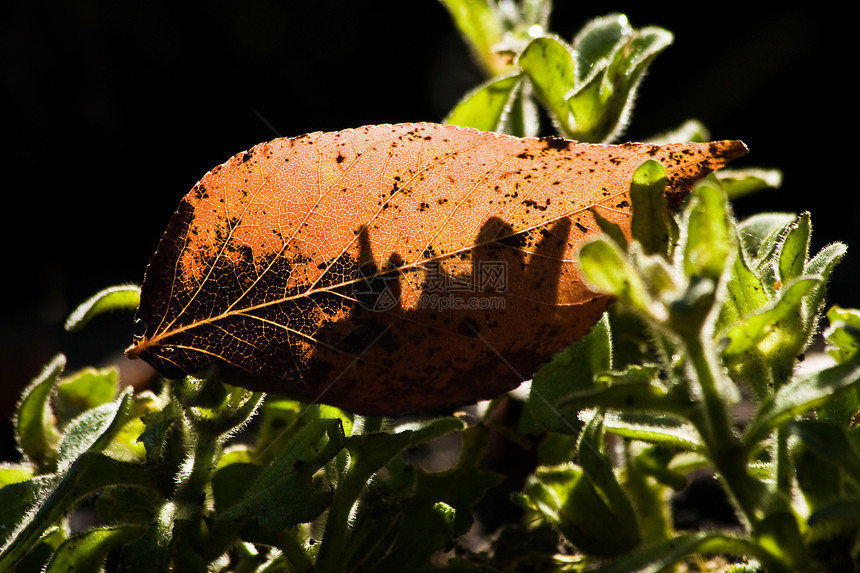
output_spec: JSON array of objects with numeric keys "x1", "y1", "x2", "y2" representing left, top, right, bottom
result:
[{"x1": 65, "y1": 284, "x2": 141, "y2": 332}]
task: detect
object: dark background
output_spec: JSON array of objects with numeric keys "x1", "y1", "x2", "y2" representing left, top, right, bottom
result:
[{"x1": 2, "y1": 2, "x2": 854, "y2": 457}]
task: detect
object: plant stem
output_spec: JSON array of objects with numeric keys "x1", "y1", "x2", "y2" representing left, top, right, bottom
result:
[
  {"x1": 314, "y1": 462, "x2": 368, "y2": 572},
  {"x1": 623, "y1": 444, "x2": 673, "y2": 545},
  {"x1": 683, "y1": 334, "x2": 812, "y2": 571},
  {"x1": 173, "y1": 430, "x2": 223, "y2": 562},
  {"x1": 177, "y1": 432, "x2": 221, "y2": 507},
  {"x1": 774, "y1": 426, "x2": 792, "y2": 494},
  {"x1": 277, "y1": 529, "x2": 314, "y2": 572},
  {"x1": 683, "y1": 335, "x2": 763, "y2": 530}
]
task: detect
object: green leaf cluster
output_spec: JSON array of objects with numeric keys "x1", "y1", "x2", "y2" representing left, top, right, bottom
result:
[
  {"x1": 555, "y1": 164, "x2": 856, "y2": 571},
  {"x1": 1, "y1": 341, "x2": 500, "y2": 571},
  {"x1": 441, "y1": 1, "x2": 672, "y2": 142}
]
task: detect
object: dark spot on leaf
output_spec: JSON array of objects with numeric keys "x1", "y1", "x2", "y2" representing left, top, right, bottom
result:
[
  {"x1": 192, "y1": 184, "x2": 209, "y2": 200},
  {"x1": 541, "y1": 136, "x2": 571, "y2": 152},
  {"x1": 457, "y1": 316, "x2": 480, "y2": 337},
  {"x1": 522, "y1": 199, "x2": 547, "y2": 212}
]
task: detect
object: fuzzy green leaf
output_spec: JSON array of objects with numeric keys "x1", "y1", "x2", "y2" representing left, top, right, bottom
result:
[
  {"x1": 249, "y1": 396, "x2": 305, "y2": 464},
  {"x1": 217, "y1": 418, "x2": 344, "y2": 532},
  {"x1": 45, "y1": 525, "x2": 144, "y2": 573},
  {"x1": 14, "y1": 355, "x2": 66, "y2": 470},
  {"x1": 348, "y1": 428, "x2": 499, "y2": 569},
  {"x1": 717, "y1": 167, "x2": 782, "y2": 200},
  {"x1": 444, "y1": 72, "x2": 523, "y2": 132},
  {"x1": 96, "y1": 485, "x2": 163, "y2": 526},
  {"x1": 778, "y1": 212, "x2": 811, "y2": 284},
  {"x1": 54, "y1": 367, "x2": 119, "y2": 426},
  {"x1": 525, "y1": 418, "x2": 641, "y2": 560},
  {"x1": 737, "y1": 213, "x2": 796, "y2": 260},
  {"x1": 805, "y1": 242, "x2": 847, "y2": 280},
  {"x1": 16, "y1": 527, "x2": 66, "y2": 573},
  {"x1": 682, "y1": 181, "x2": 734, "y2": 281},
  {"x1": 593, "y1": 531, "x2": 782, "y2": 573},
  {"x1": 224, "y1": 465, "x2": 334, "y2": 541},
  {"x1": 437, "y1": 0, "x2": 505, "y2": 75},
  {"x1": 567, "y1": 25, "x2": 672, "y2": 142},
  {"x1": 64, "y1": 284, "x2": 140, "y2": 331},
  {"x1": 577, "y1": 413, "x2": 641, "y2": 550},
  {"x1": 172, "y1": 376, "x2": 263, "y2": 436},
  {"x1": 0, "y1": 451, "x2": 157, "y2": 572},
  {"x1": 744, "y1": 352, "x2": 860, "y2": 447},
  {"x1": 722, "y1": 276, "x2": 820, "y2": 358},
  {"x1": 56, "y1": 390, "x2": 135, "y2": 472},
  {"x1": 1, "y1": 388, "x2": 156, "y2": 571},
  {"x1": 527, "y1": 313, "x2": 611, "y2": 435},
  {"x1": 518, "y1": 35, "x2": 577, "y2": 135},
  {"x1": 0, "y1": 475, "x2": 57, "y2": 546},
  {"x1": 501, "y1": 84, "x2": 540, "y2": 137},
  {"x1": 825, "y1": 306, "x2": 860, "y2": 364},
  {"x1": 314, "y1": 417, "x2": 465, "y2": 569},
  {"x1": 579, "y1": 238, "x2": 654, "y2": 317},
  {"x1": 555, "y1": 365, "x2": 692, "y2": 418},
  {"x1": 631, "y1": 446, "x2": 688, "y2": 491},
  {"x1": 117, "y1": 500, "x2": 176, "y2": 573},
  {"x1": 816, "y1": 307, "x2": 860, "y2": 427},
  {"x1": 371, "y1": 501, "x2": 455, "y2": 569},
  {"x1": 790, "y1": 420, "x2": 860, "y2": 483},
  {"x1": 525, "y1": 465, "x2": 622, "y2": 558},
  {"x1": 629, "y1": 159, "x2": 671, "y2": 255},
  {"x1": 802, "y1": 242, "x2": 847, "y2": 328},
  {"x1": 137, "y1": 407, "x2": 175, "y2": 466},
  {"x1": 717, "y1": 247, "x2": 769, "y2": 334},
  {"x1": 808, "y1": 499, "x2": 860, "y2": 526},
  {"x1": 0, "y1": 463, "x2": 35, "y2": 490},
  {"x1": 604, "y1": 412, "x2": 701, "y2": 451},
  {"x1": 571, "y1": 13, "x2": 631, "y2": 83}
]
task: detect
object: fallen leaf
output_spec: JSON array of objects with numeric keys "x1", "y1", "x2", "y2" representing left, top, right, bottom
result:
[{"x1": 126, "y1": 123, "x2": 745, "y2": 415}]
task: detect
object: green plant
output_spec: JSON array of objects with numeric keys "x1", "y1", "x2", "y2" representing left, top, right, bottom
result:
[{"x1": 2, "y1": 2, "x2": 858, "y2": 571}]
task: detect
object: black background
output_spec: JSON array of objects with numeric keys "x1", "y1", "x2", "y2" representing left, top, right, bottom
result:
[{"x1": 2, "y1": 2, "x2": 854, "y2": 456}]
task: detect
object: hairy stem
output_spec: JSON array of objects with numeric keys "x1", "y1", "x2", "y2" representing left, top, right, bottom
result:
[{"x1": 683, "y1": 336, "x2": 762, "y2": 528}]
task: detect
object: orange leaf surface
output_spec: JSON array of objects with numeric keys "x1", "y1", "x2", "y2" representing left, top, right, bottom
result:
[{"x1": 126, "y1": 123, "x2": 746, "y2": 415}]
